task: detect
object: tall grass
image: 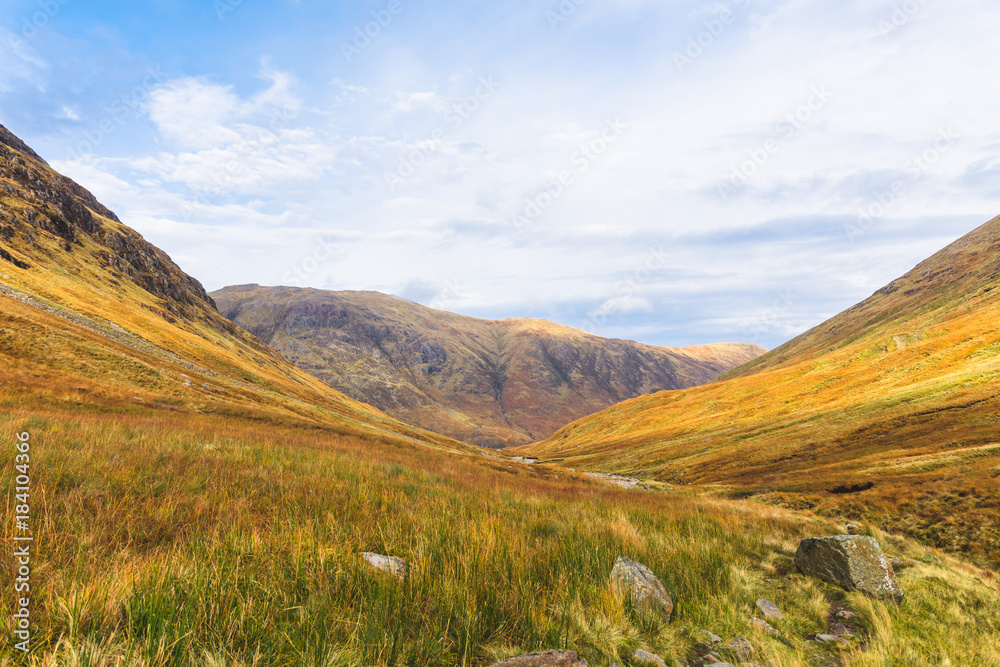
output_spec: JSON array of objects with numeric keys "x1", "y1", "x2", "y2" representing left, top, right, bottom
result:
[{"x1": 2, "y1": 408, "x2": 999, "y2": 665}]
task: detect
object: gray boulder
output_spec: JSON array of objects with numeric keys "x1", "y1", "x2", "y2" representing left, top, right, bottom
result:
[
  {"x1": 755, "y1": 598, "x2": 782, "y2": 620},
  {"x1": 360, "y1": 552, "x2": 411, "y2": 579},
  {"x1": 629, "y1": 649, "x2": 666, "y2": 667},
  {"x1": 610, "y1": 556, "x2": 674, "y2": 621},
  {"x1": 488, "y1": 651, "x2": 587, "y2": 667},
  {"x1": 794, "y1": 536, "x2": 904, "y2": 602}
]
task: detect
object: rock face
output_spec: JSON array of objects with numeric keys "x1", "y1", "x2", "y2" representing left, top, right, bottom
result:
[
  {"x1": 488, "y1": 651, "x2": 588, "y2": 666},
  {"x1": 211, "y1": 285, "x2": 767, "y2": 448},
  {"x1": 609, "y1": 556, "x2": 673, "y2": 622},
  {"x1": 794, "y1": 536, "x2": 904, "y2": 602},
  {"x1": 0, "y1": 123, "x2": 224, "y2": 325}
]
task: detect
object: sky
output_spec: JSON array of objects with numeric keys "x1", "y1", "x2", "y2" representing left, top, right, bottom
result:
[{"x1": 1, "y1": 0, "x2": 999, "y2": 349}]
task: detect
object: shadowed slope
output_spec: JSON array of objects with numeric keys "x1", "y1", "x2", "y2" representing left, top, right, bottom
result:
[
  {"x1": 0, "y1": 123, "x2": 468, "y2": 451},
  {"x1": 212, "y1": 285, "x2": 766, "y2": 447}
]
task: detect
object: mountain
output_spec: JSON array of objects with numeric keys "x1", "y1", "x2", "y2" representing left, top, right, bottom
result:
[
  {"x1": 210, "y1": 285, "x2": 767, "y2": 447},
  {"x1": 0, "y1": 122, "x2": 468, "y2": 450},
  {"x1": 518, "y1": 214, "x2": 1000, "y2": 561}
]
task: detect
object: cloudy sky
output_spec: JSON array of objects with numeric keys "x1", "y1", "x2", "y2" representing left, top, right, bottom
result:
[{"x1": 2, "y1": 0, "x2": 998, "y2": 348}]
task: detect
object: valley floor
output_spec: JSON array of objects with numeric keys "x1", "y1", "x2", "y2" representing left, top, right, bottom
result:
[{"x1": 2, "y1": 407, "x2": 999, "y2": 666}]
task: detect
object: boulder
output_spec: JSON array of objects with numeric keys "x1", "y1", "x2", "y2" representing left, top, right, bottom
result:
[
  {"x1": 360, "y1": 552, "x2": 411, "y2": 579},
  {"x1": 755, "y1": 598, "x2": 783, "y2": 620},
  {"x1": 794, "y1": 536, "x2": 904, "y2": 602},
  {"x1": 610, "y1": 556, "x2": 673, "y2": 621},
  {"x1": 488, "y1": 651, "x2": 588, "y2": 667},
  {"x1": 629, "y1": 649, "x2": 666, "y2": 667}
]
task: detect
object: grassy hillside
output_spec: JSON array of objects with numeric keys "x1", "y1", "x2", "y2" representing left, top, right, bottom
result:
[
  {"x1": 3, "y1": 406, "x2": 1000, "y2": 666},
  {"x1": 212, "y1": 285, "x2": 765, "y2": 447},
  {"x1": 519, "y1": 215, "x2": 1000, "y2": 566},
  {"x1": 0, "y1": 123, "x2": 466, "y2": 450}
]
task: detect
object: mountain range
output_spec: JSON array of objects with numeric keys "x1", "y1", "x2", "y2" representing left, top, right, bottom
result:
[
  {"x1": 211, "y1": 284, "x2": 765, "y2": 447},
  {"x1": 3, "y1": 122, "x2": 1000, "y2": 663}
]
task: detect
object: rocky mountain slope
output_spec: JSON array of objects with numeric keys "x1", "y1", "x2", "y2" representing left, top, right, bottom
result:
[
  {"x1": 518, "y1": 214, "x2": 1000, "y2": 563},
  {"x1": 211, "y1": 285, "x2": 766, "y2": 447},
  {"x1": 0, "y1": 122, "x2": 468, "y2": 450}
]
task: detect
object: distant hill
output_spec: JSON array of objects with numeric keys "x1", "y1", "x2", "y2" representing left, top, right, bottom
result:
[
  {"x1": 518, "y1": 214, "x2": 1000, "y2": 561},
  {"x1": 0, "y1": 122, "x2": 467, "y2": 451},
  {"x1": 211, "y1": 285, "x2": 767, "y2": 447}
]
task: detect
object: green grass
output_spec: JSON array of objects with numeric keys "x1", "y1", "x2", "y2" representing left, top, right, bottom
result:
[{"x1": 2, "y1": 408, "x2": 1000, "y2": 666}]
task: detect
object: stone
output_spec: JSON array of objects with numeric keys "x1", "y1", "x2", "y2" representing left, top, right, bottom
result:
[
  {"x1": 488, "y1": 651, "x2": 588, "y2": 667},
  {"x1": 719, "y1": 637, "x2": 754, "y2": 660},
  {"x1": 610, "y1": 556, "x2": 674, "y2": 621},
  {"x1": 755, "y1": 598, "x2": 783, "y2": 620},
  {"x1": 360, "y1": 552, "x2": 411, "y2": 579},
  {"x1": 629, "y1": 649, "x2": 666, "y2": 667},
  {"x1": 794, "y1": 536, "x2": 904, "y2": 602},
  {"x1": 749, "y1": 618, "x2": 780, "y2": 636},
  {"x1": 845, "y1": 523, "x2": 861, "y2": 535},
  {"x1": 701, "y1": 630, "x2": 723, "y2": 644},
  {"x1": 836, "y1": 610, "x2": 856, "y2": 621}
]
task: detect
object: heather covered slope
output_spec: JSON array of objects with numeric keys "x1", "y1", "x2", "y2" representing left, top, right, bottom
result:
[
  {"x1": 211, "y1": 284, "x2": 766, "y2": 447},
  {"x1": 519, "y1": 215, "x2": 1000, "y2": 563},
  {"x1": 0, "y1": 123, "x2": 467, "y2": 450}
]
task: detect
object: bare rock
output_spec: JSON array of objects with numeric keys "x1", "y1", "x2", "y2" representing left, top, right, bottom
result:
[
  {"x1": 360, "y1": 552, "x2": 411, "y2": 579},
  {"x1": 488, "y1": 651, "x2": 588, "y2": 667},
  {"x1": 794, "y1": 536, "x2": 904, "y2": 602},
  {"x1": 610, "y1": 556, "x2": 674, "y2": 622},
  {"x1": 755, "y1": 598, "x2": 783, "y2": 620},
  {"x1": 701, "y1": 630, "x2": 723, "y2": 644},
  {"x1": 629, "y1": 649, "x2": 666, "y2": 667}
]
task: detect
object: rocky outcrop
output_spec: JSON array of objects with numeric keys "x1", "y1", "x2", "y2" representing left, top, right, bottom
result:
[
  {"x1": 0, "y1": 123, "x2": 221, "y2": 323},
  {"x1": 794, "y1": 535, "x2": 904, "y2": 602},
  {"x1": 609, "y1": 556, "x2": 673, "y2": 622}
]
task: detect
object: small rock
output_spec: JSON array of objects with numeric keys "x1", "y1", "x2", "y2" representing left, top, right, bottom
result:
[
  {"x1": 755, "y1": 598, "x2": 783, "y2": 620},
  {"x1": 719, "y1": 637, "x2": 754, "y2": 660},
  {"x1": 846, "y1": 523, "x2": 861, "y2": 535},
  {"x1": 749, "y1": 618, "x2": 780, "y2": 636},
  {"x1": 703, "y1": 663, "x2": 734, "y2": 667},
  {"x1": 360, "y1": 552, "x2": 411, "y2": 579},
  {"x1": 701, "y1": 630, "x2": 723, "y2": 644},
  {"x1": 488, "y1": 651, "x2": 588, "y2": 667},
  {"x1": 629, "y1": 649, "x2": 666, "y2": 667},
  {"x1": 794, "y1": 535, "x2": 904, "y2": 602},
  {"x1": 610, "y1": 556, "x2": 674, "y2": 622},
  {"x1": 835, "y1": 610, "x2": 855, "y2": 620}
]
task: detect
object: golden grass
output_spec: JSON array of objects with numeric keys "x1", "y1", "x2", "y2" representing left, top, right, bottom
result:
[{"x1": 1, "y1": 407, "x2": 999, "y2": 665}]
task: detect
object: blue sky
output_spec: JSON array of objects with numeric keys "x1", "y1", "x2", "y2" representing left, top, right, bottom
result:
[{"x1": 2, "y1": 0, "x2": 999, "y2": 348}]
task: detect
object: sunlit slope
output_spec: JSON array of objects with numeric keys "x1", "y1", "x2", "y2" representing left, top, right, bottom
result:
[
  {"x1": 212, "y1": 284, "x2": 765, "y2": 446},
  {"x1": 521, "y1": 214, "x2": 1000, "y2": 488},
  {"x1": 0, "y1": 123, "x2": 467, "y2": 451}
]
